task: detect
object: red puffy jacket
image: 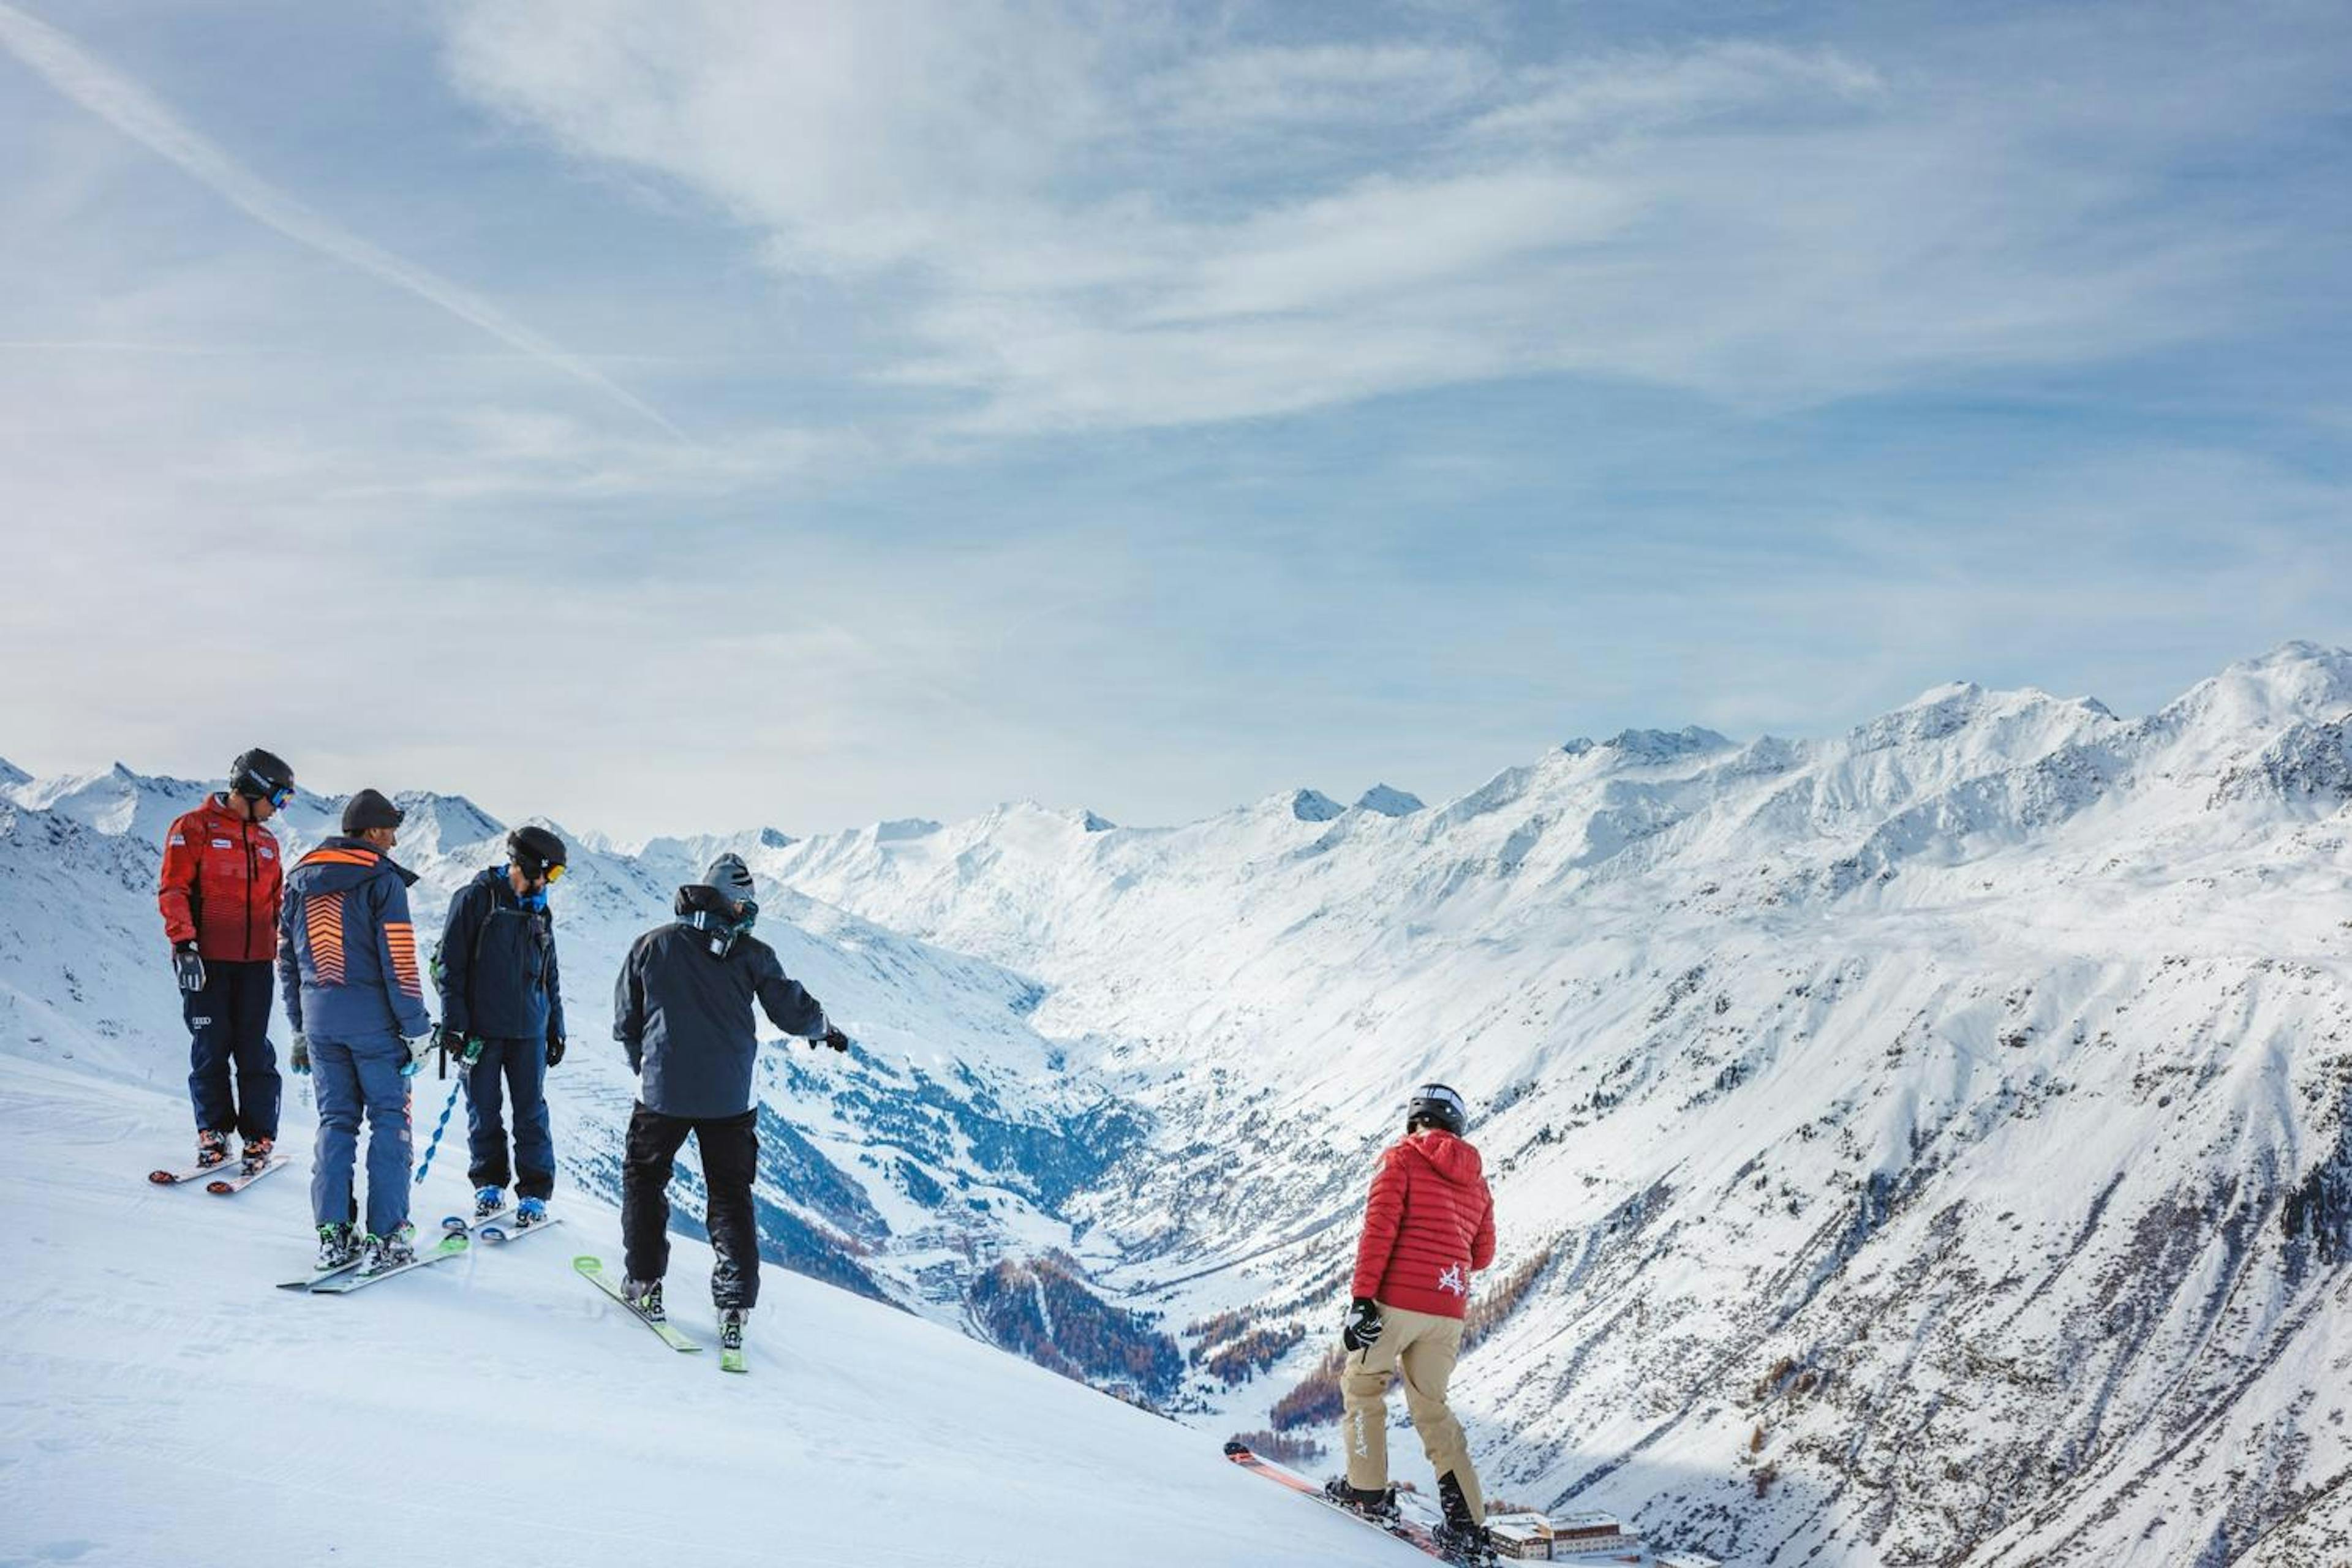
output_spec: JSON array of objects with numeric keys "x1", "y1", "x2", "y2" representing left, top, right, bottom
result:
[
  {"x1": 158, "y1": 795, "x2": 284, "y2": 962},
  {"x1": 1351, "y1": 1128, "x2": 1496, "y2": 1319}
]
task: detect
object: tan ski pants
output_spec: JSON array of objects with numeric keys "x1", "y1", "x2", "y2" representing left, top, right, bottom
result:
[{"x1": 1339, "y1": 1302, "x2": 1484, "y2": 1523}]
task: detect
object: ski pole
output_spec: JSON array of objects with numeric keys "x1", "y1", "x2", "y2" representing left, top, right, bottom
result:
[{"x1": 414, "y1": 1075, "x2": 464, "y2": 1186}]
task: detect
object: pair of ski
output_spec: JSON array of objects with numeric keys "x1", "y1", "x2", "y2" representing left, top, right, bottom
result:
[
  {"x1": 276, "y1": 1206, "x2": 564, "y2": 1293},
  {"x1": 279, "y1": 1232, "x2": 470, "y2": 1293},
  {"x1": 574, "y1": 1256, "x2": 747, "y2": 1374},
  {"x1": 148, "y1": 1155, "x2": 290, "y2": 1196},
  {"x1": 1222, "y1": 1442, "x2": 1494, "y2": 1567},
  {"x1": 445, "y1": 1204, "x2": 565, "y2": 1248}
]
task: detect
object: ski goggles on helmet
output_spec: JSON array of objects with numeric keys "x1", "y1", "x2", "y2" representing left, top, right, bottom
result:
[
  {"x1": 543, "y1": 862, "x2": 566, "y2": 883},
  {"x1": 264, "y1": 783, "x2": 295, "y2": 809}
]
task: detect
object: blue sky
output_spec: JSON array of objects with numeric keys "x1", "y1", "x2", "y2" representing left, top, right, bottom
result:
[{"x1": 1, "y1": 0, "x2": 2346, "y2": 839}]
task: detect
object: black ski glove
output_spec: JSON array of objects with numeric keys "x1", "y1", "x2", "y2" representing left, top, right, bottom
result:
[
  {"x1": 816, "y1": 1026, "x2": 850, "y2": 1054},
  {"x1": 172, "y1": 942, "x2": 207, "y2": 993},
  {"x1": 1342, "y1": 1297, "x2": 1384, "y2": 1353},
  {"x1": 545, "y1": 1036, "x2": 565, "y2": 1068}
]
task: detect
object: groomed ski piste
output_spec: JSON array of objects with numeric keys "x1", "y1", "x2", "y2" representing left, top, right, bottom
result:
[{"x1": 0, "y1": 1052, "x2": 1430, "y2": 1568}]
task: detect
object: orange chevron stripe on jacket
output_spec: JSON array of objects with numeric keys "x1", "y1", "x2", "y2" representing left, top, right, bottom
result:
[
  {"x1": 304, "y1": 892, "x2": 347, "y2": 985},
  {"x1": 296, "y1": 848, "x2": 379, "y2": 870},
  {"x1": 383, "y1": 921, "x2": 421, "y2": 997}
]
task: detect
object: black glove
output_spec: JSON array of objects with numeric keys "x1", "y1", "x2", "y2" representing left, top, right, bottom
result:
[
  {"x1": 434, "y1": 1024, "x2": 484, "y2": 1065},
  {"x1": 817, "y1": 1026, "x2": 850, "y2": 1054},
  {"x1": 1342, "y1": 1296, "x2": 1384, "y2": 1353},
  {"x1": 172, "y1": 942, "x2": 207, "y2": 993},
  {"x1": 545, "y1": 1036, "x2": 565, "y2": 1067},
  {"x1": 289, "y1": 1032, "x2": 311, "y2": 1075}
]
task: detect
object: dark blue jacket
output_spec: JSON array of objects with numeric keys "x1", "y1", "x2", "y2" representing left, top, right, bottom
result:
[
  {"x1": 436, "y1": 867, "x2": 565, "y2": 1045},
  {"x1": 614, "y1": 922, "x2": 828, "y2": 1119},
  {"x1": 277, "y1": 837, "x2": 432, "y2": 1040}
]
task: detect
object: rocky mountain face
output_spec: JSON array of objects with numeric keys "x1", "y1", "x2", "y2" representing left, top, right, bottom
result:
[{"x1": 5, "y1": 643, "x2": 2348, "y2": 1564}]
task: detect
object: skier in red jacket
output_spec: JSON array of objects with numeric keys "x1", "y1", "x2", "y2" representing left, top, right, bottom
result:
[
  {"x1": 157, "y1": 748, "x2": 296, "y2": 1172},
  {"x1": 1327, "y1": 1083, "x2": 1497, "y2": 1558}
]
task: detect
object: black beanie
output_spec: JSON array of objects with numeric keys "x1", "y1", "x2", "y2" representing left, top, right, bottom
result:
[{"x1": 341, "y1": 788, "x2": 404, "y2": 835}]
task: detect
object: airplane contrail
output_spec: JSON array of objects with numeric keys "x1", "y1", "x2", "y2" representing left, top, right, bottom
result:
[{"x1": 0, "y1": 2, "x2": 690, "y2": 442}]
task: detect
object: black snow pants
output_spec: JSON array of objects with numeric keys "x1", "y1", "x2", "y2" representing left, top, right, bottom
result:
[{"x1": 620, "y1": 1104, "x2": 761, "y2": 1308}]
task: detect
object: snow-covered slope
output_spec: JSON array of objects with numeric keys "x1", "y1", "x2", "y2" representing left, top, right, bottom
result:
[
  {"x1": 7, "y1": 643, "x2": 2351, "y2": 1566},
  {"x1": 0, "y1": 1052, "x2": 1381, "y2": 1568},
  {"x1": 741, "y1": 643, "x2": 2352, "y2": 1567},
  {"x1": 0, "y1": 774, "x2": 1158, "y2": 1376}
]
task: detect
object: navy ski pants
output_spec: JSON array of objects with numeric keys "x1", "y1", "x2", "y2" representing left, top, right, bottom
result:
[
  {"x1": 464, "y1": 1037, "x2": 554, "y2": 1200},
  {"x1": 310, "y1": 1030, "x2": 413, "y2": 1238},
  {"x1": 184, "y1": 959, "x2": 279, "y2": 1140}
]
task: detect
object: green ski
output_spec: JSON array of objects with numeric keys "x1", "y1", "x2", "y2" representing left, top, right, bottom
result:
[{"x1": 574, "y1": 1256, "x2": 701, "y2": 1353}]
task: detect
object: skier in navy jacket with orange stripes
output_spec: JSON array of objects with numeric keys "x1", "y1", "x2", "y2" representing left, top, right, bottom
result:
[
  {"x1": 1327, "y1": 1083, "x2": 1497, "y2": 1556},
  {"x1": 277, "y1": 790, "x2": 434, "y2": 1273}
]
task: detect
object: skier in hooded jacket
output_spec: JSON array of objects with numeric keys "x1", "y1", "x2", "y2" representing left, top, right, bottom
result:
[
  {"x1": 437, "y1": 825, "x2": 570, "y2": 1227},
  {"x1": 612, "y1": 854, "x2": 848, "y2": 1355},
  {"x1": 1327, "y1": 1083, "x2": 1498, "y2": 1559}
]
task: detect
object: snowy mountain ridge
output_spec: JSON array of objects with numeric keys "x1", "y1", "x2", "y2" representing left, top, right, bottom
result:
[
  {"x1": 718, "y1": 642, "x2": 2352, "y2": 1567},
  {"x1": 5, "y1": 642, "x2": 2351, "y2": 1566}
]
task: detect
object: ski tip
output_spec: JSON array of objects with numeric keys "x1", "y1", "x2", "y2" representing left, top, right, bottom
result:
[
  {"x1": 571, "y1": 1254, "x2": 603, "y2": 1274},
  {"x1": 478, "y1": 1227, "x2": 507, "y2": 1244},
  {"x1": 441, "y1": 1216, "x2": 468, "y2": 1232},
  {"x1": 146, "y1": 1170, "x2": 176, "y2": 1185},
  {"x1": 1223, "y1": 1441, "x2": 1253, "y2": 1458}
]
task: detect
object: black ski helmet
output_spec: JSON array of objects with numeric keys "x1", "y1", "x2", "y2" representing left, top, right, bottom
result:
[
  {"x1": 1405, "y1": 1083, "x2": 1469, "y2": 1137},
  {"x1": 229, "y1": 747, "x2": 295, "y2": 803},
  {"x1": 508, "y1": 825, "x2": 568, "y2": 881}
]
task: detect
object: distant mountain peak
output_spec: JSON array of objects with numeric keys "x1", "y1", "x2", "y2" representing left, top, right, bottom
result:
[
  {"x1": 1561, "y1": 727, "x2": 1732, "y2": 764},
  {"x1": 381, "y1": 791, "x2": 508, "y2": 855},
  {"x1": 1354, "y1": 784, "x2": 1424, "y2": 817},
  {"x1": 1286, "y1": 789, "x2": 1344, "y2": 823},
  {"x1": 1079, "y1": 810, "x2": 1117, "y2": 833}
]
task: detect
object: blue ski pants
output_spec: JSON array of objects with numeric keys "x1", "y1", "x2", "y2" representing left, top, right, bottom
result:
[
  {"x1": 310, "y1": 1030, "x2": 413, "y2": 1238},
  {"x1": 184, "y1": 959, "x2": 279, "y2": 1140},
  {"x1": 464, "y1": 1037, "x2": 554, "y2": 1200}
]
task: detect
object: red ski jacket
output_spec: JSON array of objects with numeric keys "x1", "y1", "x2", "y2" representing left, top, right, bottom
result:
[
  {"x1": 158, "y1": 794, "x2": 284, "y2": 963},
  {"x1": 1351, "y1": 1128, "x2": 1496, "y2": 1319}
]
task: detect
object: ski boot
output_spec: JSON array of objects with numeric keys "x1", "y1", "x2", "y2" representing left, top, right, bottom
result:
[
  {"x1": 362, "y1": 1223, "x2": 418, "y2": 1273},
  {"x1": 315, "y1": 1221, "x2": 361, "y2": 1270},
  {"x1": 1433, "y1": 1473, "x2": 1496, "y2": 1566},
  {"x1": 515, "y1": 1196, "x2": 548, "y2": 1229},
  {"x1": 1430, "y1": 1521, "x2": 1496, "y2": 1566},
  {"x1": 195, "y1": 1129, "x2": 230, "y2": 1169},
  {"x1": 718, "y1": 1306, "x2": 747, "y2": 1353},
  {"x1": 472, "y1": 1185, "x2": 505, "y2": 1221},
  {"x1": 621, "y1": 1278, "x2": 665, "y2": 1321},
  {"x1": 1322, "y1": 1476, "x2": 1400, "y2": 1522},
  {"x1": 239, "y1": 1136, "x2": 274, "y2": 1174}
]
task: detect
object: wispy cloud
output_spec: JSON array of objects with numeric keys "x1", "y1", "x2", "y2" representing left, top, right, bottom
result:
[
  {"x1": 0, "y1": 1, "x2": 687, "y2": 440},
  {"x1": 437, "y1": 0, "x2": 2337, "y2": 435}
]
